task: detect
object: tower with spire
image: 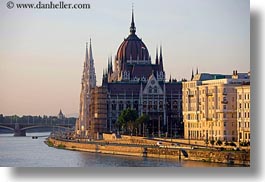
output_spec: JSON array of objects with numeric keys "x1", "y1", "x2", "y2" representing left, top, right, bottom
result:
[
  {"x1": 75, "y1": 40, "x2": 96, "y2": 137},
  {"x1": 130, "y1": 5, "x2": 136, "y2": 35},
  {"x1": 191, "y1": 69, "x2": 194, "y2": 80},
  {"x1": 155, "y1": 46, "x2": 159, "y2": 65},
  {"x1": 57, "y1": 109, "x2": 65, "y2": 120}
]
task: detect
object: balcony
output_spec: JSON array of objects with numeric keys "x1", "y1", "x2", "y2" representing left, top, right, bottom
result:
[
  {"x1": 206, "y1": 93, "x2": 213, "y2": 96},
  {"x1": 188, "y1": 93, "x2": 194, "y2": 97},
  {"x1": 206, "y1": 118, "x2": 213, "y2": 121},
  {"x1": 222, "y1": 92, "x2": 227, "y2": 95}
]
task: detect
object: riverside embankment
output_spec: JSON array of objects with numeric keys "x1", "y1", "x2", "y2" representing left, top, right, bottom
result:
[{"x1": 47, "y1": 134, "x2": 250, "y2": 166}]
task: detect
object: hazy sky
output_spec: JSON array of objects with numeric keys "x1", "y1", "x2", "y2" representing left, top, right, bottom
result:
[{"x1": 0, "y1": 0, "x2": 249, "y2": 116}]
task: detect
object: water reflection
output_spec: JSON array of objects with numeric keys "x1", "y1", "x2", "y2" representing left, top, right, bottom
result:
[{"x1": 0, "y1": 132, "x2": 238, "y2": 167}]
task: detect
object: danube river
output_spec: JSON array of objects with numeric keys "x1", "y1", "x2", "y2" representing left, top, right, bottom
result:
[{"x1": 0, "y1": 132, "x2": 233, "y2": 167}]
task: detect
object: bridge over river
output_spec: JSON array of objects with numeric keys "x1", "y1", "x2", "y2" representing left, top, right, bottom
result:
[{"x1": 0, "y1": 123, "x2": 74, "y2": 136}]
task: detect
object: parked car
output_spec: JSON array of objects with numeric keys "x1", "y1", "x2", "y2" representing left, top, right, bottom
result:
[{"x1": 157, "y1": 141, "x2": 163, "y2": 146}]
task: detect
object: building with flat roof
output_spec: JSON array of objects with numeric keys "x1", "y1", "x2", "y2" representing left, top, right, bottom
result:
[{"x1": 182, "y1": 70, "x2": 250, "y2": 142}]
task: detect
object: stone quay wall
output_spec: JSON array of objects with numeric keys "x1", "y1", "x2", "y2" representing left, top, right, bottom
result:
[
  {"x1": 48, "y1": 138, "x2": 250, "y2": 166},
  {"x1": 187, "y1": 150, "x2": 250, "y2": 165},
  {"x1": 49, "y1": 138, "x2": 144, "y2": 157}
]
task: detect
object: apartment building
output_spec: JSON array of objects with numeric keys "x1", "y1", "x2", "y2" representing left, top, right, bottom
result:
[{"x1": 182, "y1": 71, "x2": 250, "y2": 142}]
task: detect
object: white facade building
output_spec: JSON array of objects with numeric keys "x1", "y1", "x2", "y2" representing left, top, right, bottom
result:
[{"x1": 182, "y1": 70, "x2": 250, "y2": 142}]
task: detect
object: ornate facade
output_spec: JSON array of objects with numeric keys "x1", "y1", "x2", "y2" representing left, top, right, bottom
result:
[
  {"x1": 75, "y1": 40, "x2": 96, "y2": 137},
  {"x1": 75, "y1": 10, "x2": 183, "y2": 139},
  {"x1": 102, "y1": 10, "x2": 183, "y2": 137}
]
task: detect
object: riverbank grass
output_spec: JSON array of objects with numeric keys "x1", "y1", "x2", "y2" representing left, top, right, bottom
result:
[
  {"x1": 57, "y1": 144, "x2": 66, "y2": 149},
  {"x1": 46, "y1": 140, "x2": 54, "y2": 147}
]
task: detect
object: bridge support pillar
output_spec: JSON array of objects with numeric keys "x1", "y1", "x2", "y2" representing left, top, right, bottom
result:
[{"x1": 14, "y1": 129, "x2": 26, "y2": 136}]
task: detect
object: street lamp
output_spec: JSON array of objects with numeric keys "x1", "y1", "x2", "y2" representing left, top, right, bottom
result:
[
  {"x1": 81, "y1": 125, "x2": 85, "y2": 140},
  {"x1": 158, "y1": 115, "x2": 161, "y2": 138},
  {"x1": 188, "y1": 122, "x2": 190, "y2": 145},
  {"x1": 206, "y1": 130, "x2": 209, "y2": 147},
  {"x1": 170, "y1": 118, "x2": 173, "y2": 142},
  {"x1": 166, "y1": 116, "x2": 169, "y2": 138},
  {"x1": 211, "y1": 120, "x2": 214, "y2": 148}
]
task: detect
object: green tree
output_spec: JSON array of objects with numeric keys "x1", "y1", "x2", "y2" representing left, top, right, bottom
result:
[
  {"x1": 127, "y1": 121, "x2": 135, "y2": 136},
  {"x1": 136, "y1": 114, "x2": 150, "y2": 136},
  {"x1": 117, "y1": 109, "x2": 138, "y2": 134}
]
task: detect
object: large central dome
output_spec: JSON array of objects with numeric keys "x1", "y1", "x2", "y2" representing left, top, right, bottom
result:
[{"x1": 116, "y1": 10, "x2": 149, "y2": 61}]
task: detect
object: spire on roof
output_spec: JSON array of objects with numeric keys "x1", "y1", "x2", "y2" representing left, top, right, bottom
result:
[
  {"x1": 130, "y1": 4, "x2": 136, "y2": 35},
  {"x1": 87, "y1": 39, "x2": 96, "y2": 88},
  {"x1": 155, "y1": 46, "x2": 158, "y2": 65},
  {"x1": 159, "y1": 45, "x2": 164, "y2": 70},
  {"x1": 108, "y1": 56, "x2": 113, "y2": 74},
  {"x1": 89, "y1": 38, "x2": 93, "y2": 63},
  {"x1": 85, "y1": 42, "x2": 89, "y2": 67}
]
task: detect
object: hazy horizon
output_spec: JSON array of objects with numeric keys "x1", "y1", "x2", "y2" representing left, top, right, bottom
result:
[{"x1": 0, "y1": 0, "x2": 250, "y2": 116}]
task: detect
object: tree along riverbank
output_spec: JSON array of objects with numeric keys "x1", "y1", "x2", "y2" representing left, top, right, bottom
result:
[{"x1": 46, "y1": 135, "x2": 250, "y2": 166}]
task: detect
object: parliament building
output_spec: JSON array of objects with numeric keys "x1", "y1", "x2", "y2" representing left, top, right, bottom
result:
[{"x1": 75, "y1": 10, "x2": 183, "y2": 139}]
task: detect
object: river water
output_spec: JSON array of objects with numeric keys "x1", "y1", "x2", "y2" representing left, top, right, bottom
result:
[{"x1": 0, "y1": 132, "x2": 235, "y2": 167}]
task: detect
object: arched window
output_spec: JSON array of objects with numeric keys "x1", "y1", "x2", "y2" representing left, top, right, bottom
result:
[
  {"x1": 133, "y1": 101, "x2": 138, "y2": 110},
  {"x1": 112, "y1": 101, "x2": 116, "y2": 111},
  {"x1": 148, "y1": 86, "x2": 152, "y2": 93},
  {"x1": 143, "y1": 101, "x2": 147, "y2": 110},
  {"x1": 119, "y1": 101, "x2": 123, "y2": 111},
  {"x1": 126, "y1": 101, "x2": 131, "y2": 109},
  {"x1": 173, "y1": 100, "x2": 178, "y2": 110},
  {"x1": 154, "y1": 86, "x2": 157, "y2": 93}
]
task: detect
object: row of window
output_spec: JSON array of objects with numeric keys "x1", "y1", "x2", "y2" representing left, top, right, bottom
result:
[
  {"x1": 239, "y1": 132, "x2": 250, "y2": 140},
  {"x1": 238, "y1": 122, "x2": 250, "y2": 128},
  {"x1": 109, "y1": 98, "x2": 181, "y2": 104},
  {"x1": 185, "y1": 88, "x2": 230, "y2": 95},
  {"x1": 187, "y1": 130, "x2": 236, "y2": 136},
  {"x1": 186, "y1": 103, "x2": 251, "y2": 113},
  {"x1": 110, "y1": 100, "x2": 181, "y2": 106},
  {"x1": 110, "y1": 102, "x2": 181, "y2": 111},
  {"x1": 238, "y1": 93, "x2": 250, "y2": 100},
  {"x1": 186, "y1": 96, "x2": 234, "y2": 103},
  {"x1": 185, "y1": 93, "x2": 251, "y2": 107},
  {"x1": 238, "y1": 102, "x2": 250, "y2": 109},
  {"x1": 238, "y1": 112, "x2": 250, "y2": 118},
  {"x1": 122, "y1": 71, "x2": 165, "y2": 81},
  {"x1": 186, "y1": 112, "x2": 237, "y2": 120},
  {"x1": 186, "y1": 121, "x2": 235, "y2": 128}
]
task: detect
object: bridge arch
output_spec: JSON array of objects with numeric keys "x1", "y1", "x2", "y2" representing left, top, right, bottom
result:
[
  {"x1": 0, "y1": 124, "x2": 73, "y2": 136},
  {"x1": 0, "y1": 125, "x2": 15, "y2": 131},
  {"x1": 21, "y1": 125, "x2": 72, "y2": 131}
]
